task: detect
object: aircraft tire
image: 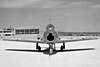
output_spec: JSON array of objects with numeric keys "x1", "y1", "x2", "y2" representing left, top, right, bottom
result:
[
  {"x1": 63, "y1": 45, "x2": 65, "y2": 49},
  {"x1": 38, "y1": 46, "x2": 41, "y2": 51},
  {"x1": 60, "y1": 46, "x2": 64, "y2": 51}
]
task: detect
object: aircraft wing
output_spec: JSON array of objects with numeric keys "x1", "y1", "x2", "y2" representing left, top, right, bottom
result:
[
  {"x1": 3, "y1": 38, "x2": 97, "y2": 44},
  {"x1": 3, "y1": 39, "x2": 44, "y2": 43},
  {"x1": 56, "y1": 38, "x2": 97, "y2": 43}
]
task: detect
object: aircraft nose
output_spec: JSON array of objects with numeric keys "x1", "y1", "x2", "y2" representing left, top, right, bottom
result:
[{"x1": 47, "y1": 33, "x2": 54, "y2": 41}]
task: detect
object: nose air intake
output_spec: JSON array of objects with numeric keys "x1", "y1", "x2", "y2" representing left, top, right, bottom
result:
[{"x1": 47, "y1": 33, "x2": 54, "y2": 41}]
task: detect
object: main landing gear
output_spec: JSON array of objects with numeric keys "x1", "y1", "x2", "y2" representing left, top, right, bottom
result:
[
  {"x1": 60, "y1": 42, "x2": 65, "y2": 51},
  {"x1": 36, "y1": 42, "x2": 65, "y2": 51},
  {"x1": 36, "y1": 43, "x2": 41, "y2": 51}
]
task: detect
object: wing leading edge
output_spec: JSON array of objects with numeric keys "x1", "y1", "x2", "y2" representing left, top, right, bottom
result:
[
  {"x1": 3, "y1": 39, "x2": 44, "y2": 43},
  {"x1": 3, "y1": 38, "x2": 97, "y2": 44},
  {"x1": 56, "y1": 38, "x2": 97, "y2": 43}
]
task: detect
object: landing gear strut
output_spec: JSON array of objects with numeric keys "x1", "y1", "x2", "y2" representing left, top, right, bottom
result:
[
  {"x1": 36, "y1": 43, "x2": 41, "y2": 51},
  {"x1": 60, "y1": 42, "x2": 65, "y2": 51}
]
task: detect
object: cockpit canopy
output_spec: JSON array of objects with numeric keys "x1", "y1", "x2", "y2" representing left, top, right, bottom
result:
[{"x1": 46, "y1": 24, "x2": 55, "y2": 30}]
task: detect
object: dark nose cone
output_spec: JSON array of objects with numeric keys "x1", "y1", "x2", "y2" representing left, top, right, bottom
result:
[{"x1": 47, "y1": 33, "x2": 54, "y2": 41}]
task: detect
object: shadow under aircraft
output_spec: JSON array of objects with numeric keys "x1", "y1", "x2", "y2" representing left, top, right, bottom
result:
[{"x1": 6, "y1": 48, "x2": 95, "y2": 55}]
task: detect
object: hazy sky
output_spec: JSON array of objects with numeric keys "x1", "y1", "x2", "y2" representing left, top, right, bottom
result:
[{"x1": 0, "y1": 0, "x2": 100, "y2": 32}]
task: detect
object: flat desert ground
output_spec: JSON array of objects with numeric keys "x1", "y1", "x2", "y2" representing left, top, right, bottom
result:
[{"x1": 0, "y1": 38, "x2": 100, "y2": 67}]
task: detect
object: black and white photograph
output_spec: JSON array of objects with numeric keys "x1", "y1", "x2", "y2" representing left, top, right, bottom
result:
[{"x1": 0, "y1": 0, "x2": 100, "y2": 67}]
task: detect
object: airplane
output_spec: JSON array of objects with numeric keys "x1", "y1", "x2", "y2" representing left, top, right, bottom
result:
[{"x1": 4, "y1": 24, "x2": 97, "y2": 56}]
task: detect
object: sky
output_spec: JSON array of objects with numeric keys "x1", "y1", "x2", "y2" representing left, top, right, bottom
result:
[{"x1": 0, "y1": 0, "x2": 100, "y2": 32}]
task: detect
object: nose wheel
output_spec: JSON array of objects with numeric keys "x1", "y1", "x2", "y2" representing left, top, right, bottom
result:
[{"x1": 36, "y1": 43, "x2": 41, "y2": 51}]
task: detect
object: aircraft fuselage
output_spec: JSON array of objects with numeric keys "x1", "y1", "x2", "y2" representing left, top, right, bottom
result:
[
  {"x1": 41, "y1": 24, "x2": 60, "y2": 55},
  {"x1": 41, "y1": 24, "x2": 60, "y2": 44}
]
